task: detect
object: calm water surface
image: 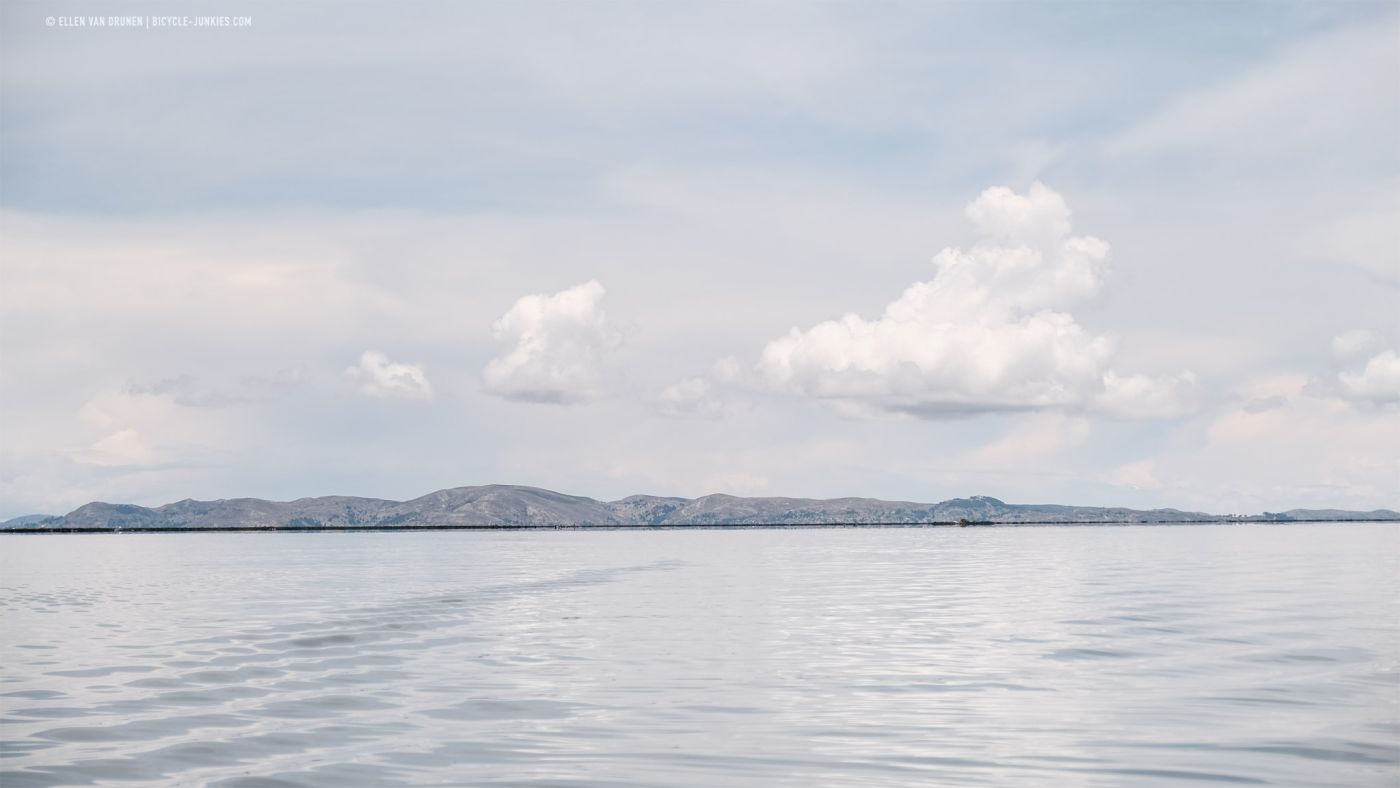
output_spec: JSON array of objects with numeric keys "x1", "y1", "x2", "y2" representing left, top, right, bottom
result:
[{"x1": 1, "y1": 524, "x2": 1396, "y2": 787}]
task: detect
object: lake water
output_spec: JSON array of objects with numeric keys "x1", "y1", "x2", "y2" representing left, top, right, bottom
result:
[{"x1": 0, "y1": 524, "x2": 1396, "y2": 787}]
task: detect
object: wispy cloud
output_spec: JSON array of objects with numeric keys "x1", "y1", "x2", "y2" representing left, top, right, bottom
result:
[{"x1": 347, "y1": 351, "x2": 434, "y2": 401}]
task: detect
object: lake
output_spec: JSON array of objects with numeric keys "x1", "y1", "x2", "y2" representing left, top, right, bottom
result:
[{"x1": 1, "y1": 524, "x2": 1396, "y2": 786}]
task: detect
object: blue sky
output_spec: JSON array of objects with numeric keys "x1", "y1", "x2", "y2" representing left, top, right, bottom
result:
[{"x1": 1, "y1": 1, "x2": 1396, "y2": 516}]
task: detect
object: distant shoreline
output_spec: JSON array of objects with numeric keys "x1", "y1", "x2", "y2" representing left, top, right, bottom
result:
[
  {"x1": 5, "y1": 519, "x2": 1397, "y2": 534},
  {"x1": 10, "y1": 484, "x2": 1395, "y2": 532}
]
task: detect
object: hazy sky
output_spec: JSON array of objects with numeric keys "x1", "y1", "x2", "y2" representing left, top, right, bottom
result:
[{"x1": 1, "y1": 1, "x2": 1397, "y2": 517}]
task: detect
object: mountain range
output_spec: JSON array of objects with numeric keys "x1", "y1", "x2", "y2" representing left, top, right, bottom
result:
[{"x1": 4, "y1": 485, "x2": 1397, "y2": 530}]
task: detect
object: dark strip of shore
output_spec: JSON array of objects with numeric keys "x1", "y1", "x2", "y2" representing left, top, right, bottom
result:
[{"x1": 4, "y1": 519, "x2": 1395, "y2": 534}]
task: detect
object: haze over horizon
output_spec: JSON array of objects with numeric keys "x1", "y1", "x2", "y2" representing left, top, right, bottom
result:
[{"x1": 2, "y1": 1, "x2": 1398, "y2": 519}]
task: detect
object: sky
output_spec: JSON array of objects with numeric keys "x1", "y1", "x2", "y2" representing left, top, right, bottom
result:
[{"x1": 1, "y1": 1, "x2": 1397, "y2": 517}]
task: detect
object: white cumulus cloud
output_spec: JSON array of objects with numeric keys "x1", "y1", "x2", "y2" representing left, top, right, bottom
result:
[
  {"x1": 1339, "y1": 349, "x2": 1400, "y2": 406},
  {"x1": 482, "y1": 280, "x2": 614, "y2": 404},
  {"x1": 755, "y1": 182, "x2": 1193, "y2": 418},
  {"x1": 347, "y1": 351, "x2": 434, "y2": 401},
  {"x1": 1310, "y1": 330, "x2": 1400, "y2": 408}
]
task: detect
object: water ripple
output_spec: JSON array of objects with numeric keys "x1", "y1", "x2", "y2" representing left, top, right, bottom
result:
[{"x1": 1, "y1": 526, "x2": 1396, "y2": 787}]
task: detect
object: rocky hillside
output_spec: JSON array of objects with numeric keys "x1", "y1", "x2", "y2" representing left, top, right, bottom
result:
[{"x1": 7, "y1": 485, "x2": 1397, "y2": 530}]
